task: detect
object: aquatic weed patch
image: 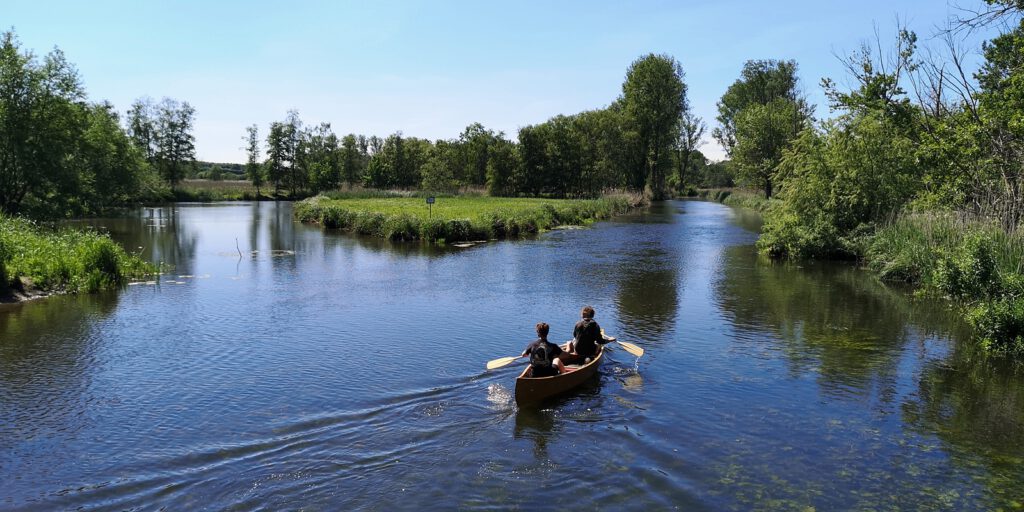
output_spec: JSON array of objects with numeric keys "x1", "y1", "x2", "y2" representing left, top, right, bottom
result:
[{"x1": 294, "y1": 196, "x2": 633, "y2": 242}]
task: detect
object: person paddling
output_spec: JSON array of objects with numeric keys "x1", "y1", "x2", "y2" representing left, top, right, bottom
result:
[
  {"x1": 562, "y1": 306, "x2": 603, "y2": 365},
  {"x1": 521, "y1": 323, "x2": 570, "y2": 377}
]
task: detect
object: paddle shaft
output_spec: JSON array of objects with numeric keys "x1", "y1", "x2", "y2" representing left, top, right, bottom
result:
[{"x1": 485, "y1": 354, "x2": 525, "y2": 370}]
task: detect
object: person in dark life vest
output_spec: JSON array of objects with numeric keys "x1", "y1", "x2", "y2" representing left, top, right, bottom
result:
[
  {"x1": 521, "y1": 322, "x2": 571, "y2": 378},
  {"x1": 560, "y1": 305, "x2": 603, "y2": 365}
]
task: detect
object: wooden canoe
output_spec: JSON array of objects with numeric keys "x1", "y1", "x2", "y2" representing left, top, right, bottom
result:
[{"x1": 515, "y1": 344, "x2": 604, "y2": 404}]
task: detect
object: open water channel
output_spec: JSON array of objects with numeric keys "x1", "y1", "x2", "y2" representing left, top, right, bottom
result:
[{"x1": 2, "y1": 200, "x2": 1023, "y2": 510}]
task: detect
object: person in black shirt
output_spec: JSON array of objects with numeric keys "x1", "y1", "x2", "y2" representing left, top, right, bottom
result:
[
  {"x1": 521, "y1": 322, "x2": 569, "y2": 378},
  {"x1": 562, "y1": 305, "x2": 602, "y2": 364}
]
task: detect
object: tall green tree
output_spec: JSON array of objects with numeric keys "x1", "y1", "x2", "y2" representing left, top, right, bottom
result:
[
  {"x1": 126, "y1": 97, "x2": 157, "y2": 163},
  {"x1": 401, "y1": 137, "x2": 433, "y2": 188},
  {"x1": 79, "y1": 102, "x2": 146, "y2": 208},
  {"x1": 732, "y1": 98, "x2": 806, "y2": 198},
  {"x1": 244, "y1": 124, "x2": 263, "y2": 195},
  {"x1": 713, "y1": 59, "x2": 810, "y2": 156},
  {"x1": 153, "y1": 98, "x2": 196, "y2": 187},
  {"x1": 973, "y1": 17, "x2": 1024, "y2": 227},
  {"x1": 457, "y1": 123, "x2": 496, "y2": 187},
  {"x1": 265, "y1": 121, "x2": 291, "y2": 195},
  {"x1": 485, "y1": 137, "x2": 519, "y2": 196},
  {"x1": 421, "y1": 140, "x2": 459, "y2": 193},
  {"x1": 264, "y1": 111, "x2": 301, "y2": 195},
  {"x1": 715, "y1": 59, "x2": 811, "y2": 198},
  {"x1": 675, "y1": 107, "x2": 707, "y2": 192},
  {"x1": 364, "y1": 132, "x2": 404, "y2": 189},
  {"x1": 339, "y1": 134, "x2": 363, "y2": 187},
  {"x1": 622, "y1": 53, "x2": 686, "y2": 199},
  {"x1": 301, "y1": 122, "x2": 341, "y2": 193},
  {"x1": 0, "y1": 31, "x2": 85, "y2": 214}
]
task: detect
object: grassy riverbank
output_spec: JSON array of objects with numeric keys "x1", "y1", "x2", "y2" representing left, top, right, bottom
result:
[
  {"x1": 693, "y1": 188, "x2": 772, "y2": 212},
  {"x1": 867, "y1": 213, "x2": 1024, "y2": 354},
  {"x1": 0, "y1": 215, "x2": 154, "y2": 298},
  {"x1": 294, "y1": 195, "x2": 636, "y2": 242}
]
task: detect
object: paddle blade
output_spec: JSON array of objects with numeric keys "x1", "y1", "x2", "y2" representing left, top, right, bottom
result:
[
  {"x1": 617, "y1": 340, "x2": 644, "y2": 357},
  {"x1": 486, "y1": 355, "x2": 522, "y2": 370}
]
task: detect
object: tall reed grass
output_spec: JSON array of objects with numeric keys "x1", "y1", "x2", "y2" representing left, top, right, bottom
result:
[{"x1": 868, "y1": 212, "x2": 1024, "y2": 354}]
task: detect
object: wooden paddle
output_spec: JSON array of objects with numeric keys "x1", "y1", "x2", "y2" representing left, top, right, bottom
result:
[
  {"x1": 602, "y1": 329, "x2": 644, "y2": 357},
  {"x1": 486, "y1": 355, "x2": 525, "y2": 370},
  {"x1": 614, "y1": 339, "x2": 645, "y2": 357}
]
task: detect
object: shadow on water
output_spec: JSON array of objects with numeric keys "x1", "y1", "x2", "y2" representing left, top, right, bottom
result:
[
  {"x1": 514, "y1": 406, "x2": 559, "y2": 460},
  {"x1": 903, "y1": 342, "x2": 1024, "y2": 505},
  {"x1": 715, "y1": 244, "x2": 961, "y2": 399},
  {"x1": 0, "y1": 292, "x2": 120, "y2": 449},
  {"x1": 711, "y1": 240, "x2": 1024, "y2": 509},
  {"x1": 513, "y1": 372, "x2": 607, "y2": 459},
  {"x1": 607, "y1": 201, "x2": 681, "y2": 345},
  {"x1": 614, "y1": 247, "x2": 679, "y2": 343},
  {"x1": 68, "y1": 206, "x2": 199, "y2": 273}
]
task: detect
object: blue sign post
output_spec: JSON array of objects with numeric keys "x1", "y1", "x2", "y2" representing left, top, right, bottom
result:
[{"x1": 426, "y1": 196, "x2": 435, "y2": 218}]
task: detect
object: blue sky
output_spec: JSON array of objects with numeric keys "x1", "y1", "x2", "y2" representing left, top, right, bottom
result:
[{"x1": 3, "y1": 0, "x2": 1004, "y2": 162}]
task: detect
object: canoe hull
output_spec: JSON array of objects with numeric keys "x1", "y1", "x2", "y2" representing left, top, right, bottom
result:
[{"x1": 515, "y1": 345, "x2": 604, "y2": 404}]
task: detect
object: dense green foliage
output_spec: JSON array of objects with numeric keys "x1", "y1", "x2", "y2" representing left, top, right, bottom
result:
[
  {"x1": 0, "y1": 30, "x2": 197, "y2": 217},
  {"x1": 696, "y1": 188, "x2": 771, "y2": 212},
  {"x1": 0, "y1": 214, "x2": 154, "y2": 294},
  {"x1": 713, "y1": 60, "x2": 812, "y2": 198},
  {"x1": 733, "y1": 8, "x2": 1024, "y2": 354},
  {"x1": 294, "y1": 196, "x2": 633, "y2": 243}
]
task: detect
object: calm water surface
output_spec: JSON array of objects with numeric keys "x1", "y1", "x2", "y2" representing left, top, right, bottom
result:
[{"x1": 2, "y1": 200, "x2": 1023, "y2": 510}]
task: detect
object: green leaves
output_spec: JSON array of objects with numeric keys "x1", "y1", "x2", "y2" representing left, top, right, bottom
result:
[
  {"x1": 714, "y1": 60, "x2": 809, "y2": 157},
  {"x1": 733, "y1": 98, "x2": 806, "y2": 198},
  {"x1": 622, "y1": 54, "x2": 687, "y2": 199}
]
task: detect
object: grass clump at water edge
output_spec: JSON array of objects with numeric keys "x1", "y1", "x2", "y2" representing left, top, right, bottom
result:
[
  {"x1": 293, "y1": 195, "x2": 635, "y2": 243},
  {"x1": 694, "y1": 188, "x2": 773, "y2": 212},
  {"x1": 867, "y1": 212, "x2": 1024, "y2": 355},
  {"x1": 0, "y1": 214, "x2": 156, "y2": 296}
]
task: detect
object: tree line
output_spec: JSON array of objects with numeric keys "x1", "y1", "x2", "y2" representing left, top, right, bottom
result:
[
  {"x1": 0, "y1": 30, "x2": 198, "y2": 216},
  {"x1": 1, "y1": 24, "x2": 713, "y2": 217},
  {"x1": 700, "y1": 0, "x2": 1024, "y2": 258},
  {"x1": 243, "y1": 54, "x2": 705, "y2": 201},
  {"x1": 6, "y1": 0, "x2": 1019, "y2": 229}
]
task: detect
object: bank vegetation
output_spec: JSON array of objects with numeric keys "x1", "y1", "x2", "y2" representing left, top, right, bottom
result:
[
  {"x1": 295, "y1": 195, "x2": 635, "y2": 243},
  {"x1": 711, "y1": 1, "x2": 1024, "y2": 354}
]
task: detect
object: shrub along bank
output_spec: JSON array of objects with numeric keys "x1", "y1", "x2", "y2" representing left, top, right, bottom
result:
[
  {"x1": 0, "y1": 214, "x2": 154, "y2": 297},
  {"x1": 294, "y1": 195, "x2": 635, "y2": 243},
  {"x1": 702, "y1": 188, "x2": 1024, "y2": 355}
]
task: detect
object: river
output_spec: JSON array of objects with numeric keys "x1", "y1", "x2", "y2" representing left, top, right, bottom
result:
[{"x1": 1, "y1": 200, "x2": 1022, "y2": 510}]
